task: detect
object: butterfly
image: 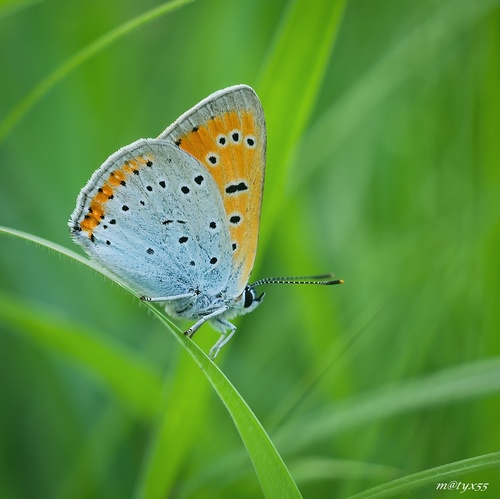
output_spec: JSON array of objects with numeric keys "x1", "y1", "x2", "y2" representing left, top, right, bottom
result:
[{"x1": 69, "y1": 85, "x2": 342, "y2": 358}]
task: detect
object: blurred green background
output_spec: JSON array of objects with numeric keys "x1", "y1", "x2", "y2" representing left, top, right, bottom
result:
[{"x1": 1, "y1": 0, "x2": 500, "y2": 497}]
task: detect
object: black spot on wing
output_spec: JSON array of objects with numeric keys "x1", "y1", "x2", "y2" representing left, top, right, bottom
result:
[{"x1": 225, "y1": 182, "x2": 248, "y2": 194}]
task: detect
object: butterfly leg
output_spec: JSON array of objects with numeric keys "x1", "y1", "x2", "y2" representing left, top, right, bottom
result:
[
  {"x1": 184, "y1": 306, "x2": 229, "y2": 338},
  {"x1": 140, "y1": 292, "x2": 196, "y2": 302},
  {"x1": 208, "y1": 318, "x2": 237, "y2": 359}
]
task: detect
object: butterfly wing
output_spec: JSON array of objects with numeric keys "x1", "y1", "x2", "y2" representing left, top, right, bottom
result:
[
  {"x1": 69, "y1": 139, "x2": 232, "y2": 299},
  {"x1": 158, "y1": 85, "x2": 266, "y2": 298}
]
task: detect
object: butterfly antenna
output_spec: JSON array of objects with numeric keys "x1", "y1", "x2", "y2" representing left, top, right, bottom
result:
[{"x1": 250, "y1": 274, "x2": 344, "y2": 288}]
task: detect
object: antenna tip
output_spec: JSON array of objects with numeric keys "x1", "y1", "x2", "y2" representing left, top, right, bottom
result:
[{"x1": 327, "y1": 279, "x2": 344, "y2": 285}]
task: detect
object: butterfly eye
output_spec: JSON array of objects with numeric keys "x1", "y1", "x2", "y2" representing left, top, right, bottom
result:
[
  {"x1": 244, "y1": 287, "x2": 256, "y2": 308},
  {"x1": 243, "y1": 287, "x2": 264, "y2": 308}
]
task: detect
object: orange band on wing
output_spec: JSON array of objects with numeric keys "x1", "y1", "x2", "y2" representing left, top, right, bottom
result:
[
  {"x1": 79, "y1": 154, "x2": 153, "y2": 237},
  {"x1": 176, "y1": 109, "x2": 264, "y2": 288}
]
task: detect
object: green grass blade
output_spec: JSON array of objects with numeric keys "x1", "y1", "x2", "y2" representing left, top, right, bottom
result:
[
  {"x1": 348, "y1": 451, "x2": 500, "y2": 498},
  {"x1": 256, "y1": 0, "x2": 346, "y2": 247},
  {"x1": 0, "y1": 0, "x2": 195, "y2": 143},
  {"x1": 0, "y1": 225, "x2": 301, "y2": 498},
  {"x1": 142, "y1": 304, "x2": 303, "y2": 499}
]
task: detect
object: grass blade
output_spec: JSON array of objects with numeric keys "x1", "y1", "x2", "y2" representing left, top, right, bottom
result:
[
  {"x1": 348, "y1": 452, "x2": 500, "y2": 498},
  {"x1": 142, "y1": 304, "x2": 303, "y2": 499}
]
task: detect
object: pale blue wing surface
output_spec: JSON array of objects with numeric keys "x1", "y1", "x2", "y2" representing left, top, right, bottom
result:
[{"x1": 70, "y1": 139, "x2": 232, "y2": 300}]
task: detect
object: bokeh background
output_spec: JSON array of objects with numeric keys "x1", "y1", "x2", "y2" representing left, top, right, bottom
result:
[{"x1": 1, "y1": 0, "x2": 500, "y2": 497}]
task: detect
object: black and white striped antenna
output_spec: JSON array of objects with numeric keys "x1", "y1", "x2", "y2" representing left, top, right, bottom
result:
[{"x1": 250, "y1": 273, "x2": 343, "y2": 288}]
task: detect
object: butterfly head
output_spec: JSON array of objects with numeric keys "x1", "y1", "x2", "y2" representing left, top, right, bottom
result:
[{"x1": 224, "y1": 286, "x2": 265, "y2": 320}]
